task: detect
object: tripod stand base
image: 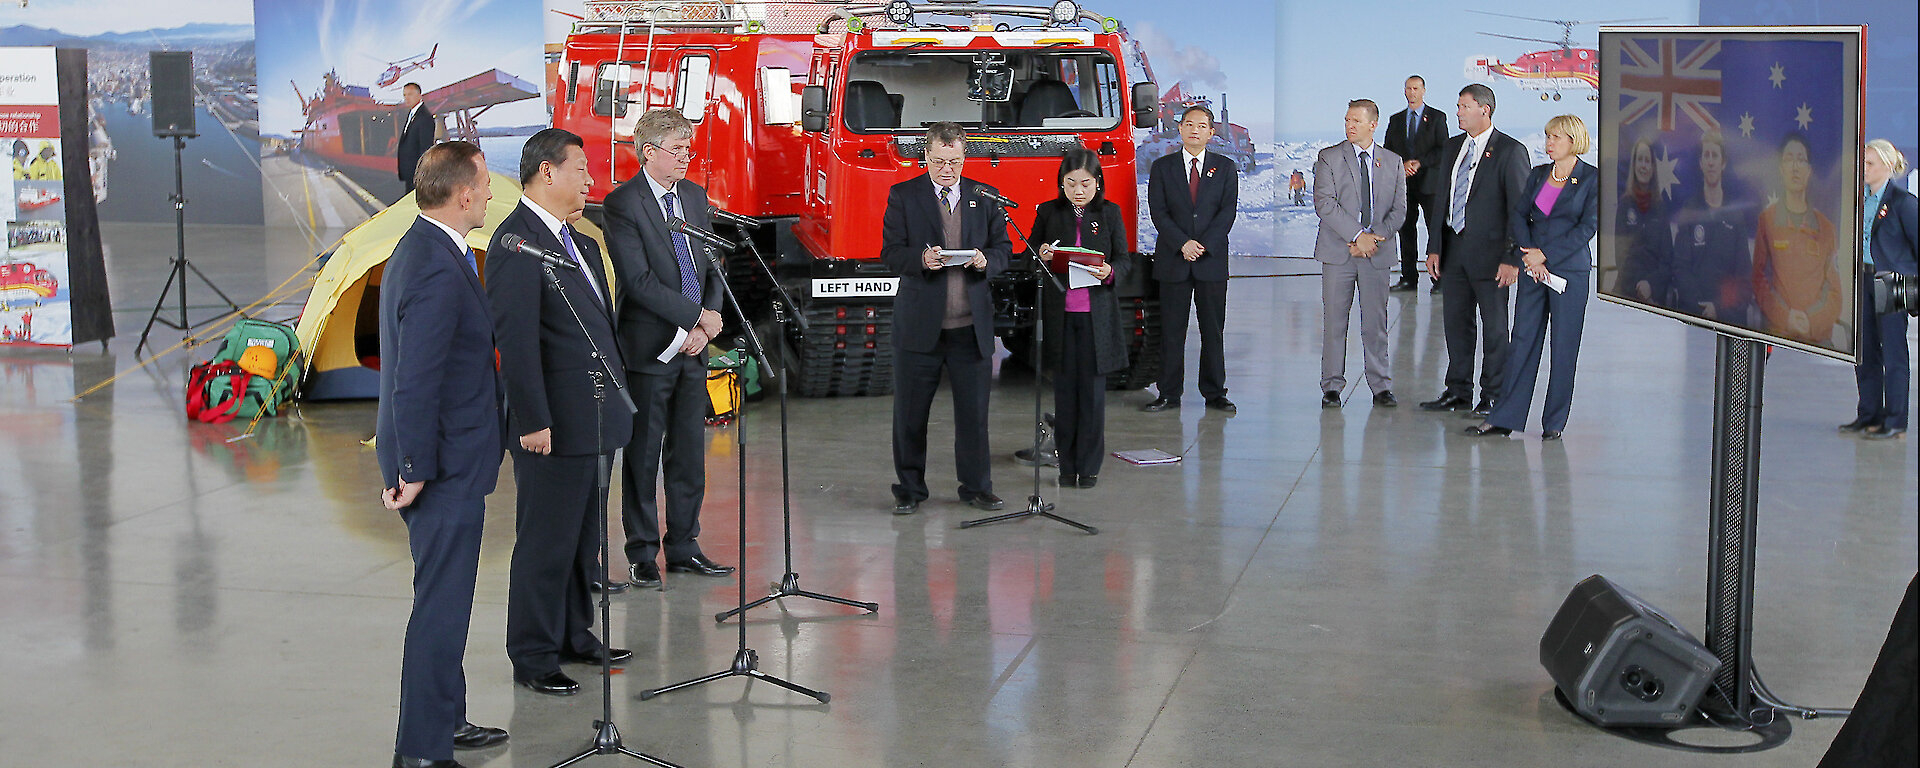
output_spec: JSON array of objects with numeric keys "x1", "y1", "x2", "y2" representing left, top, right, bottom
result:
[
  {"x1": 715, "y1": 573, "x2": 879, "y2": 622},
  {"x1": 548, "y1": 719, "x2": 687, "y2": 768},
  {"x1": 1551, "y1": 687, "x2": 1792, "y2": 753},
  {"x1": 639, "y1": 648, "x2": 830, "y2": 703},
  {"x1": 960, "y1": 496, "x2": 1098, "y2": 534}
]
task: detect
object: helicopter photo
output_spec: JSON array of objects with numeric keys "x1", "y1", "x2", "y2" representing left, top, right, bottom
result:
[
  {"x1": 1462, "y1": 11, "x2": 1661, "y2": 102},
  {"x1": 369, "y1": 44, "x2": 438, "y2": 89}
]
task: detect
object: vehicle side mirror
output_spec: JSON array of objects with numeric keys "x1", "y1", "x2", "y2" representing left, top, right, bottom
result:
[
  {"x1": 1131, "y1": 82, "x2": 1157, "y2": 129},
  {"x1": 801, "y1": 85, "x2": 828, "y2": 132}
]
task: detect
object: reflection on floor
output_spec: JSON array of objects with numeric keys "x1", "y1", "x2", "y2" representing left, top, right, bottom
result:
[{"x1": 0, "y1": 223, "x2": 1913, "y2": 766}]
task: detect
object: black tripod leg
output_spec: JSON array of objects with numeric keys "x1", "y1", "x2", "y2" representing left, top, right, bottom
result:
[
  {"x1": 958, "y1": 508, "x2": 1036, "y2": 528},
  {"x1": 745, "y1": 669, "x2": 830, "y2": 703},
  {"x1": 135, "y1": 260, "x2": 186, "y2": 352},
  {"x1": 181, "y1": 259, "x2": 244, "y2": 315},
  {"x1": 639, "y1": 669, "x2": 735, "y2": 701},
  {"x1": 787, "y1": 589, "x2": 880, "y2": 613},
  {"x1": 715, "y1": 592, "x2": 783, "y2": 623},
  {"x1": 1037, "y1": 511, "x2": 1099, "y2": 535}
]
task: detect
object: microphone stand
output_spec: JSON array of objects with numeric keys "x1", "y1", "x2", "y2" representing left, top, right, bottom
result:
[
  {"x1": 520, "y1": 253, "x2": 681, "y2": 768},
  {"x1": 714, "y1": 220, "x2": 880, "y2": 622},
  {"x1": 640, "y1": 241, "x2": 831, "y2": 704},
  {"x1": 959, "y1": 202, "x2": 1097, "y2": 535}
]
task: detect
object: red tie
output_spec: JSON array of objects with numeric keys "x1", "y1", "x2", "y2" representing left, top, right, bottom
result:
[{"x1": 1188, "y1": 158, "x2": 1200, "y2": 204}]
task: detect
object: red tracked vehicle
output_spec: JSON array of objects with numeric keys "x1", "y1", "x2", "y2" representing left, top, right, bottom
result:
[{"x1": 552, "y1": 0, "x2": 1163, "y2": 396}]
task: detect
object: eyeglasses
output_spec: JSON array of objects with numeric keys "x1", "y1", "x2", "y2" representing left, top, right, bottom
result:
[
  {"x1": 926, "y1": 157, "x2": 966, "y2": 169},
  {"x1": 646, "y1": 143, "x2": 697, "y2": 160}
]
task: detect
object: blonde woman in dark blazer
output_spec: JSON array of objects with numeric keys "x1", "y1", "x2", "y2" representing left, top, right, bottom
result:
[{"x1": 1470, "y1": 115, "x2": 1600, "y2": 439}]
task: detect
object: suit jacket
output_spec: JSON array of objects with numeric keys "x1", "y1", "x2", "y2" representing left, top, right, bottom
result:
[
  {"x1": 1383, "y1": 105, "x2": 1448, "y2": 195},
  {"x1": 1510, "y1": 161, "x2": 1601, "y2": 274},
  {"x1": 1869, "y1": 182, "x2": 1919, "y2": 277},
  {"x1": 1425, "y1": 128, "x2": 1530, "y2": 276},
  {"x1": 1031, "y1": 198, "x2": 1135, "y2": 374},
  {"x1": 880, "y1": 175, "x2": 1012, "y2": 357},
  {"x1": 603, "y1": 174, "x2": 726, "y2": 375},
  {"x1": 485, "y1": 201, "x2": 633, "y2": 457},
  {"x1": 396, "y1": 104, "x2": 435, "y2": 186},
  {"x1": 1312, "y1": 141, "x2": 1407, "y2": 267},
  {"x1": 1147, "y1": 149, "x2": 1238, "y2": 282},
  {"x1": 375, "y1": 216, "x2": 505, "y2": 497}
]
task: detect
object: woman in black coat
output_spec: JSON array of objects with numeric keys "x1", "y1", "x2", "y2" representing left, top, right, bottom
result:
[
  {"x1": 1471, "y1": 115, "x2": 1600, "y2": 439},
  {"x1": 1844, "y1": 139, "x2": 1918, "y2": 440},
  {"x1": 1030, "y1": 148, "x2": 1134, "y2": 487}
]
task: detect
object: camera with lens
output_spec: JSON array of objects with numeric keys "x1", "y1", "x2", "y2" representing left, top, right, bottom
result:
[{"x1": 1872, "y1": 271, "x2": 1917, "y2": 316}]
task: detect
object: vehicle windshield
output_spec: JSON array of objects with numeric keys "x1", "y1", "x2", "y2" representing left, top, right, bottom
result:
[{"x1": 841, "y1": 49, "x2": 1122, "y2": 133}]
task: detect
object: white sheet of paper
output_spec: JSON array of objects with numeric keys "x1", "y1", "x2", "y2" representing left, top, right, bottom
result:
[
  {"x1": 1066, "y1": 261, "x2": 1101, "y2": 289},
  {"x1": 940, "y1": 249, "x2": 980, "y2": 266},
  {"x1": 1543, "y1": 272, "x2": 1568, "y2": 294},
  {"x1": 658, "y1": 326, "x2": 689, "y2": 363}
]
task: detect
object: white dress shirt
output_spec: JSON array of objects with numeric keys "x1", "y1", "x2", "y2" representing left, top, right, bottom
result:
[
  {"x1": 521, "y1": 197, "x2": 603, "y2": 300},
  {"x1": 1449, "y1": 124, "x2": 1495, "y2": 206}
]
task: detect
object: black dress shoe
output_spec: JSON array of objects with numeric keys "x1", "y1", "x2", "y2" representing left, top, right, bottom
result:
[
  {"x1": 1470, "y1": 398, "x2": 1494, "y2": 417},
  {"x1": 1205, "y1": 397, "x2": 1236, "y2": 413},
  {"x1": 1429, "y1": 282, "x2": 1442, "y2": 294},
  {"x1": 1142, "y1": 397, "x2": 1179, "y2": 412},
  {"x1": 892, "y1": 495, "x2": 920, "y2": 515},
  {"x1": 963, "y1": 492, "x2": 1005, "y2": 511},
  {"x1": 666, "y1": 554, "x2": 735, "y2": 576},
  {"x1": 1464, "y1": 423, "x2": 1513, "y2": 437},
  {"x1": 1389, "y1": 279, "x2": 1418, "y2": 292},
  {"x1": 560, "y1": 647, "x2": 632, "y2": 666},
  {"x1": 1419, "y1": 393, "x2": 1469, "y2": 411},
  {"x1": 1322, "y1": 391, "x2": 1342, "y2": 408},
  {"x1": 452, "y1": 722, "x2": 508, "y2": 750},
  {"x1": 1373, "y1": 391, "x2": 1397, "y2": 407},
  {"x1": 1541, "y1": 430, "x2": 1563, "y2": 441},
  {"x1": 1838, "y1": 417, "x2": 1875, "y2": 433},
  {"x1": 590, "y1": 579, "x2": 631, "y2": 594},
  {"x1": 516, "y1": 670, "x2": 580, "y2": 696},
  {"x1": 394, "y1": 755, "x2": 464, "y2": 768},
  {"x1": 1864, "y1": 426, "x2": 1907, "y2": 440},
  {"x1": 1076, "y1": 475, "x2": 1098, "y2": 489},
  {"x1": 629, "y1": 562, "x2": 662, "y2": 588},
  {"x1": 1058, "y1": 473, "x2": 1078, "y2": 487}
]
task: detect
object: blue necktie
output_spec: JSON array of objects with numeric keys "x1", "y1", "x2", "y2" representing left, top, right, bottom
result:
[
  {"x1": 560, "y1": 224, "x2": 603, "y2": 307},
  {"x1": 465, "y1": 247, "x2": 478, "y2": 276},
  {"x1": 1408, "y1": 109, "x2": 1420, "y2": 139},
  {"x1": 1449, "y1": 140, "x2": 1476, "y2": 233},
  {"x1": 662, "y1": 191, "x2": 701, "y2": 304},
  {"x1": 1358, "y1": 150, "x2": 1373, "y2": 229}
]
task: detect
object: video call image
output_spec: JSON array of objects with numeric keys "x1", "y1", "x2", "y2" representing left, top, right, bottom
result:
[{"x1": 1598, "y1": 30, "x2": 1861, "y2": 359}]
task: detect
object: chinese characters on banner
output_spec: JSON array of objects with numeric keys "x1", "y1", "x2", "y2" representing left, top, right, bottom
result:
[{"x1": 1, "y1": 47, "x2": 73, "y2": 347}]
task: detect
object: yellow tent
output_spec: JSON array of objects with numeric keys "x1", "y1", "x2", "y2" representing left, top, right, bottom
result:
[{"x1": 293, "y1": 172, "x2": 613, "y2": 399}]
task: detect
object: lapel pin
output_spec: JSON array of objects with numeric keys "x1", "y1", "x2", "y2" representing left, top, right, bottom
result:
[
  {"x1": 1483, "y1": 150, "x2": 1492, "y2": 159},
  {"x1": 1090, "y1": 221, "x2": 1101, "y2": 233},
  {"x1": 968, "y1": 199, "x2": 977, "y2": 208},
  {"x1": 1878, "y1": 206, "x2": 1887, "y2": 219}
]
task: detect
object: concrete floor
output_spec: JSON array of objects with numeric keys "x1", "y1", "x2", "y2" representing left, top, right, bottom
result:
[{"x1": 0, "y1": 223, "x2": 1913, "y2": 767}]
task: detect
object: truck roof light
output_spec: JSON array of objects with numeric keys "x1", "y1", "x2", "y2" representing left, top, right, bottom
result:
[
  {"x1": 883, "y1": 0, "x2": 914, "y2": 26},
  {"x1": 1049, "y1": 0, "x2": 1079, "y2": 25}
]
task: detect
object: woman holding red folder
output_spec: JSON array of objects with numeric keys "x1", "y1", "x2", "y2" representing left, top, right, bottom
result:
[{"x1": 1029, "y1": 148, "x2": 1134, "y2": 488}]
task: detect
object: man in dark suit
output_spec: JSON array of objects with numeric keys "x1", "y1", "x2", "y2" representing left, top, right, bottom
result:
[
  {"x1": 603, "y1": 109, "x2": 732, "y2": 587},
  {"x1": 1383, "y1": 75, "x2": 1448, "y2": 292},
  {"x1": 376, "y1": 140, "x2": 508, "y2": 768},
  {"x1": 882, "y1": 121, "x2": 1011, "y2": 513},
  {"x1": 485, "y1": 128, "x2": 634, "y2": 698},
  {"x1": 397, "y1": 82, "x2": 436, "y2": 196},
  {"x1": 1144, "y1": 105, "x2": 1239, "y2": 413},
  {"x1": 1419, "y1": 84, "x2": 1530, "y2": 416}
]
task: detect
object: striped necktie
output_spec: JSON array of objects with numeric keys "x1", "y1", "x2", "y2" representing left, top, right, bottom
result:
[{"x1": 662, "y1": 191, "x2": 701, "y2": 304}]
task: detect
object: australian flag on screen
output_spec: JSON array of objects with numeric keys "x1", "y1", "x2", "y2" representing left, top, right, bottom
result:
[{"x1": 1616, "y1": 35, "x2": 1848, "y2": 213}]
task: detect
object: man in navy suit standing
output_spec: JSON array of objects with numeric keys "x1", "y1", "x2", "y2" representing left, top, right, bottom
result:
[
  {"x1": 486, "y1": 128, "x2": 634, "y2": 697},
  {"x1": 604, "y1": 109, "x2": 734, "y2": 586},
  {"x1": 1144, "y1": 105, "x2": 1238, "y2": 413},
  {"x1": 396, "y1": 83, "x2": 436, "y2": 196},
  {"x1": 1383, "y1": 75, "x2": 1449, "y2": 292},
  {"x1": 376, "y1": 140, "x2": 508, "y2": 768},
  {"x1": 881, "y1": 121, "x2": 1012, "y2": 513}
]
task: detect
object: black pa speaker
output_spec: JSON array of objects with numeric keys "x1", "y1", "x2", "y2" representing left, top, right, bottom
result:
[
  {"x1": 150, "y1": 51, "x2": 196, "y2": 138},
  {"x1": 1540, "y1": 575, "x2": 1722, "y2": 727}
]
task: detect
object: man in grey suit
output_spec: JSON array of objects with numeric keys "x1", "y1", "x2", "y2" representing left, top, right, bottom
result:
[{"x1": 1314, "y1": 99, "x2": 1406, "y2": 408}]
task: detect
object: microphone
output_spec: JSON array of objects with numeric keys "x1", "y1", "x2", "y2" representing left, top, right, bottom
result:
[
  {"x1": 972, "y1": 186, "x2": 1019, "y2": 209},
  {"x1": 666, "y1": 216, "x2": 737, "y2": 250},
  {"x1": 498, "y1": 233, "x2": 578, "y2": 271},
  {"x1": 707, "y1": 204, "x2": 761, "y2": 230}
]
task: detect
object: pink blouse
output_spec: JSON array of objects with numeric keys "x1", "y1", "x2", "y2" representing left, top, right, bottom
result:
[{"x1": 1534, "y1": 181, "x2": 1564, "y2": 216}]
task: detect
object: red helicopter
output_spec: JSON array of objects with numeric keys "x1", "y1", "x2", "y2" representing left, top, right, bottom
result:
[
  {"x1": 371, "y1": 45, "x2": 438, "y2": 89},
  {"x1": 1463, "y1": 12, "x2": 1660, "y2": 102}
]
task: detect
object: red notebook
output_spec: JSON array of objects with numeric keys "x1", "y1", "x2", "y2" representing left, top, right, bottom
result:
[{"x1": 1049, "y1": 245, "x2": 1105, "y2": 273}]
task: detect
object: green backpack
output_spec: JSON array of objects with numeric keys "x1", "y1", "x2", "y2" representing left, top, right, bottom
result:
[{"x1": 186, "y1": 319, "x2": 304, "y2": 424}]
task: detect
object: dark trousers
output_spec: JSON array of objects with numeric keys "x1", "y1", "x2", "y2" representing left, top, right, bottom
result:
[
  {"x1": 1855, "y1": 273, "x2": 1912, "y2": 431},
  {"x1": 1487, "y1": 271, "x2": 1588, "y2": 433},
  {"x1": 620, "y1": 356, "x2": 707, "y2": 565},
  {"x1": 395, "y1": 489, "x2": 484, "y2": 761},
  {"x1": 1816, "y1": 574, "x2": 1919, "y2": 768},
  {"x1": 506, "y1": 451, "x2": 605, "y2": 679},
  {"x1": 1055, "y1": 312, "x2": 1108, "y2": 477},
  {"x1": 1398, "y1": 189, "x2": 1438, "y2": 282},
  {"x1": 1440, "y1": 251, "x2": 1511, "y2": 401},
  {"x1": 1158, "y1": 279, "x2": 1229, "y2": 401},
  {"x1": 892, "y1": 326, "x2": 992, "y2": 501}
]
